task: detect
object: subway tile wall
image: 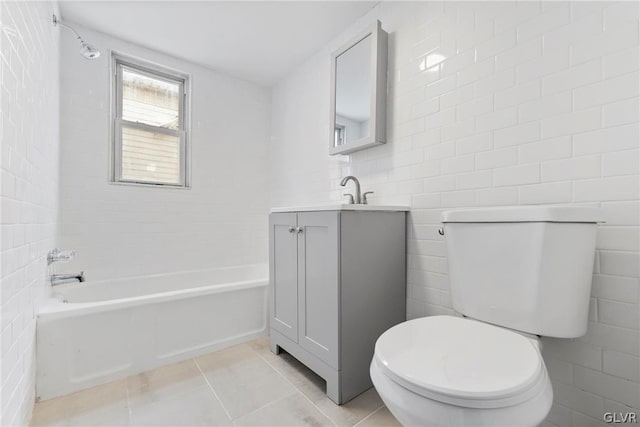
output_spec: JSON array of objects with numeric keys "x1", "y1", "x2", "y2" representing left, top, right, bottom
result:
[
  {"x1": 0, "y1": 2, "x2": 60, "y2": 426},
  {"x1": 58, "y1": 25, "x2": 271, "y2": 281},
  {"x1": 270, "y1": 2, "x2": 640, "y2": 425}
]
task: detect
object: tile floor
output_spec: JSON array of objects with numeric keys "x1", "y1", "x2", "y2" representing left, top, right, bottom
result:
[{"x1": 30, "y1": 337, "x2": 401, "y2": 427}]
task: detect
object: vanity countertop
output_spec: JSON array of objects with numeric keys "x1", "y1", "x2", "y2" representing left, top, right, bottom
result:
[{"x1": 270, "y1": 204, "x2": 410, "y2": 213}]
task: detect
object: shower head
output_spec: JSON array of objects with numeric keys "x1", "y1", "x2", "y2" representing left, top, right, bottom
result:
[
  {"x1": 53, "y1": 14, "x2": 101, "y2": 60},
  {"x1": 79, "y1": 41, "x2": 101, "y2": 60}
]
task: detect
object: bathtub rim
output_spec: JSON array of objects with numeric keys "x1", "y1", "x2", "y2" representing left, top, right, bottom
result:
[
  {"x1": 38, "y1": 277, "x2": 268, "y2": 321},
  {"x1": 49, "y1": 262, "x2": 268, "y2": 294}
]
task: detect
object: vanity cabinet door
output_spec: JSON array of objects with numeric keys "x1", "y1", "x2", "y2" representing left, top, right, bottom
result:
[
  {"x1": 269, "y1": 213, "x2": 299, "y2": 342},
  {"x1": 297, "y1": 211, "x2": 340, "y2": 369}
]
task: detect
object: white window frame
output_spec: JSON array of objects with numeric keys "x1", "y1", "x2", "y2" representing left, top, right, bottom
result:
[{"x1": 111, "y1": 53, "x2": 191, "y2": 188}]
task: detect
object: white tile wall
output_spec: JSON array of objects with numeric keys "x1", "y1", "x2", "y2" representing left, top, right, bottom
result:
[
  {"x1": 0, "y1": 2, "x2": 60, "y2": 426},
  {"x1": 270, "y1": 2, "x2": 640, "y2": 425},
  {"x1": 58, "y1": 25, "x2": 271, "y2": 281}
]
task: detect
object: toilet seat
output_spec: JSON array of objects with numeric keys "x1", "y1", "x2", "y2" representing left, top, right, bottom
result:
[{"x1": 373, "y1": 315, "x2": 547, "y2": 409}]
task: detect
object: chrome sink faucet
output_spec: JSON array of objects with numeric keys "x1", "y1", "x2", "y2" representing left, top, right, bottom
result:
[
  {"x1": 340, "y1": 176, "x2": 374, "y2": 204},
  {"x1": 340, "y1": 176, "x2": 361, "y2": 204}
]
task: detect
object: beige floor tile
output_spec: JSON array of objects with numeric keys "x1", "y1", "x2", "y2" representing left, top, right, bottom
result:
[
  {"x1": 267, "y1": 348, "x2": 385, "y2": 426},
  {"x1": 127, "y1": 359, "x2": 208, "y2": 406},
  {"x1": 267, "y1": 351, "x2": 327, "y2": 402},
  {"x1": 196, "y1": 343, "x2": 296, "y2": 419},
  {"x1": 196, "y1": 343, "x2": 267, "y2": 376},
  {"x1": 247, "y1": 336, "x2": 279, "y2": 362},
  {"x1": 355, "y1": 407, "x2": 401, "y2": 427},
  {"x1": 31, "y1": 338, "x2": 387, "y2": 427},
  {"x1": 30, "y1": 380, "x2": 129, "y2": 427},
  {"x1": 130, "y1": 385, "x2": 231, "y2": 426},
  {"x1": 234, "y1": 393, "x2": 334, "y2": 427},
  {"x1": 315, "y1": 388, "x2": 384, "y2": 427}
]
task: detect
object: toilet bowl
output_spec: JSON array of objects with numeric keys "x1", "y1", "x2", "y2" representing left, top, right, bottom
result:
[
  {"x1": 370, "y1": 316, "x2": 553, "y2": 427},
  {"x1": 369, "y1": 206, "x2": 602, "y2": 426}
]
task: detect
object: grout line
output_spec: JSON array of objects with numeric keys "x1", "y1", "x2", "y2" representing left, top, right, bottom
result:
[
  {"x1": 193, "y1": 357, "x2": 234, "y2": 423},
  {"x1": 230, "y1": 392, "x2": 296, "y2": 425},
  {"x1": 250, "y1": 343, "x2": 339, "y2": 427},
  {"x1": 353, "y1": 404, "x2": 386, "y2": 427},
  {"x1": 124, "y1": 376, "x2": 133, "y2": 425}
]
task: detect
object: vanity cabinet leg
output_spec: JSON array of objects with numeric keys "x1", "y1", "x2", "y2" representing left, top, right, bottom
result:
[
  {"x1": 326, "y1": 372, "x2": 341, "y2": 404},
  {"x1": 269, "y1": 336, "x2": 281, "y2": 355}
]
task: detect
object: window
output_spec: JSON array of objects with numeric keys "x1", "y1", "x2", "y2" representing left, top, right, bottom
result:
[{"x1": 112, "y1": 55, "x2": 189, "y2": 187}]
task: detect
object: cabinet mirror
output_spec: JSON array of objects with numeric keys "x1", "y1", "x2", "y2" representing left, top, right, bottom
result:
[{"x1": 330, "y1": 20, "x2": 388, "y2": 156}]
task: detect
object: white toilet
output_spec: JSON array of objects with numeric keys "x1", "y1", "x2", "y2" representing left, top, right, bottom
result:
[{"x1": 371, "y1": 206, "x2": 603, "y2": 427}]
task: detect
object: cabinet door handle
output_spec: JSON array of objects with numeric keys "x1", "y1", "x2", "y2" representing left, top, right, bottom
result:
[
  {"x1": 288, "y1": 226, "x2": 296, "y2": 233},
  {"x1": 296, "y1": 227, "x2": 304, "y2": 234}
]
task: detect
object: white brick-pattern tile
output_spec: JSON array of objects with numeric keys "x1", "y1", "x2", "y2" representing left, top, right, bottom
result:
[
  {"x1": 0, "y1": 2, "x2": 59, "y2": 426},
  {"x1": 271, "y1": 2, "x2": 640, "y2": 425},
  {"x1": 57, "y1": 24, "x2": 271, "y2": 281}
]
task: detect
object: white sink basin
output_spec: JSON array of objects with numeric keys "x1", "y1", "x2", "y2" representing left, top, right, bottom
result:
[{"x1": 270, "y1": 204, "x2": 409, "y2": 213}]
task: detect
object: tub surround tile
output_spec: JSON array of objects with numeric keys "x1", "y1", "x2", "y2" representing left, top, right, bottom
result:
[
  {"x1": 1, "y1": 3, "x2": 61, "y2": 424},
  {"x1": 30, "y1": 338, "x2": 399, "y2": 427},
  {"x1": 58, "y1": 24, "x2": 271, "y2": 285}
]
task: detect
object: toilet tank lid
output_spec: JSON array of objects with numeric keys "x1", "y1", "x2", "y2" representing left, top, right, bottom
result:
[{"x1": 442, "y1": 206, "x2": 605, "y2": 223}]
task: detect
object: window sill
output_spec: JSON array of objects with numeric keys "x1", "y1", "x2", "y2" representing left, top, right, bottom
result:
[{"x1": 108, "y1": 180, "x2": 191, "y2": 190}]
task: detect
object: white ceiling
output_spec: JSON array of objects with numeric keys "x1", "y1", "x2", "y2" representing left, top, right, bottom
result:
[{"x1": 59, "y1": 1, "x2": 377, "y2": 87}]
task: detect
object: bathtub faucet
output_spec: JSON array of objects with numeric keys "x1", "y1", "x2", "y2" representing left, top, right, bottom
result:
[{"x1": 51, "y1": 272, "x2": 85, "y2": 286}]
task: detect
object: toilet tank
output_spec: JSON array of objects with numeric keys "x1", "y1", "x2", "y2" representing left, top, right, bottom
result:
[{"x1": 442, "y1": 206, "x2": 603, "y2": 338}]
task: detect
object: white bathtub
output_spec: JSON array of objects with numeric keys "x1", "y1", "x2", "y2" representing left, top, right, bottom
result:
[{"x1": 36, "y1": 264, "x2": 269, "y2": 401}]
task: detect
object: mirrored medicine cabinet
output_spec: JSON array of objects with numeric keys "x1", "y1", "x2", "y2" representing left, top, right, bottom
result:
[{"x1": 329, "y1": 20, "x2": 388, "y2": 156}]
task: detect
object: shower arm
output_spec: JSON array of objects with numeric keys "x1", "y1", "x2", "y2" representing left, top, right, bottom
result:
[
  {"x1": 52, "y1": 14, "x2": 101, "y2": 60},
  {"x1": 52, "y1": 14, "x2": 84, "y2": 42}
]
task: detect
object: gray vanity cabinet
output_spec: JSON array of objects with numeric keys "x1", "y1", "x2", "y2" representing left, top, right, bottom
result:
[
  {"x1": 296, "y1": 212, "x2": 340, "y2": 367},
  {"x1": 270, "y1": 212, "x2": 299, "y2": 342},
  {"x1": 269, "y1": 208, "x2": 406, "y2": 405},
  {"x1": 270, "y1": 211, "x2": 340, "y2": 366}
]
